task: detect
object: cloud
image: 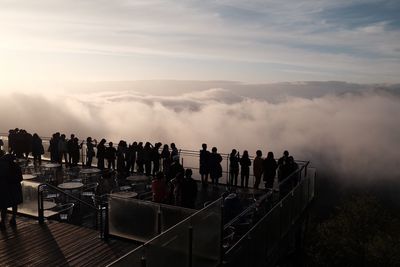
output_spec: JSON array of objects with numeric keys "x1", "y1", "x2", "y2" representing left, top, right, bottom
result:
[
  {"x1": 1, "y1": 1, "x2": 399, "y2": 84},
  {"x1": 1, "y1": 82, "x2": 400, "y2": 185}
]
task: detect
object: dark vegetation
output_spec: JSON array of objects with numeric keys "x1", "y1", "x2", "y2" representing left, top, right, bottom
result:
[{"x1": 305, "y1": 176, "x2": 400, "y2": 267}]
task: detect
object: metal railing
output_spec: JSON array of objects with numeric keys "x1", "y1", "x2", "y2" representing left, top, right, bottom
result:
[
  {"x1": 1, "y1": 133, "x2": 308, "y2": 189},
  {"x1": 37, "y1": 182, "x2": 107, "y2": 238}
]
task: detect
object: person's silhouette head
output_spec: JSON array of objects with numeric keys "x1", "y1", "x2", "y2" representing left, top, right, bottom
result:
[
  {"x1": 283, "y1": 150, "x2": 289, "y2": 157},
  {"x1": 256, "y1": 150, "x2": 262, "y2": 157},
  {"x1": 202, "y1": 143, "x2": 207, "y2": 150},
  {"x1": 212, "y1": 147, "x2": 217, "y2": 153},
  {"x1": 185, "y1": 168, "x2": 193, "y2": 178},
  {"x1": 109, "y1": 142, "x2": 113, "y2": 147}
]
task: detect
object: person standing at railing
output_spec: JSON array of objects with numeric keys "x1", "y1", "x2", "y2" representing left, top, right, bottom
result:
[
  {"x1": 151, "y1": 142, "x2": 162, "y2": 176},
  {"x1": 58, "y1": 134, "x2": 68, "y2": 166},
  {"x1": 49, "y1": 132, "x2": 60, "y2": 163},
  {"x1": 71, "y1": 137, "x2": 81, "y2": 167},
  {"x1": 170, "y1": 143, "x2": 179, "y2": 163},
  {"x1": 143, "y1": 142, "x2": 153, "y2": 176},
  {"x1": 277, "y1": 150, "x2": 290, "y2": 182},
  {"x1": 96, "y1": 139, "x2": 107, "y2": 170},
  {"x1": 253, "y1": 150, "x2": 264, "y2": 189},
  {"x1": 32, "y1": 133, "x2": 44, "y2": 166},
  {"x1": 116, "y1": 140, "x2": 127, "y2": 174},
  {"x1": 128, "y1": 141, "x2": 138, "y2": 173},
  {"x1": 105, "y1": 142, "x2": 116, "y2": 170},
  {"x1": 209, "y1": 147, "x2": 222, "y2": 187},
  {"x1": 136, "y1": 142, "x2": 144, "y2": 174},
  {"x1": 0, "y1": 154, "x2": 23, "y2": 228},
  {"x1": 263, "y1": 152, "x2": 277, "y2": 189},
  {"x1": 240, "y1": 150, "x2": 251, "y2": 188},
  {"x1": 229, "y1": 149, "x2": 240, "y2": 187},
  {"x1": 199, "y1": 143, "x2": 210, "y2": 186},
  {"x1": 161, "y1": 144, "x2": 170, "y2": 177},
  {"x1": 85, "y1": 137, "x2": 97, "y2": 167},
  {"x1": 67, "y1": 134, "x2": 75, "y2": 166},
  {"x1": 0, "y1": 139, "x2": 4, "y2": 157}
]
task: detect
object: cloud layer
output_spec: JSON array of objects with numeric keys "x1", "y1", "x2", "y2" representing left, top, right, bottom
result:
[{"x1": 1, "y1": 81, "x2": 400, "y2": 184}]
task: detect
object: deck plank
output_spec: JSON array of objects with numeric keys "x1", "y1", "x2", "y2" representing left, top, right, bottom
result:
[{"x1": 0, "y1": 216, "x2": 137, "y2": 267}]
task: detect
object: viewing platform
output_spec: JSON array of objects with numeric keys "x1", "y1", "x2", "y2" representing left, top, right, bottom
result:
[{"x1": 0, "y1": 133, "x2": 316, "y2": 266}]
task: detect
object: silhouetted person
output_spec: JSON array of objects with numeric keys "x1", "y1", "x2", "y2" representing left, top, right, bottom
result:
[
  {"x1": 253, "y1": 150, "x2": 264, "y2": 189},
  {"x1": 105, "y1": 142, "x2": 116, "y2": 170},
  {"x1": 199, "y1": 143, "x2": 210, "y2": 186},
  {"x1": 71, "y1": 137, "x2": 81, "y2": 167},
  {"x1": 152, "y1": 172, "x2": 167, "y2": 203},
  {"x1": 240, "y1": 150, "x2": 251, "y2": 188},
  {"x1": 22, "y1": 130, "x2": 32, "y2": 160},
  {"x1": 181, "y1": 169, "x2": 198, "y2": 209},
  {"x1": 85, "y1": 137, "x2": 97, "y2": 167},
  {"x1": 263, "y1": 152, "x2": 277, "y2": 189},
  {"x1": 209, "y1": 147, "x2": 223, "y2": 186},
  {"x1": 161, "y1": 144, "x2": 170, "y2": 176},
  {"x1": 277, "y1": 150, "x2": 290, "y2": 182},
  {"x1": 31, "y1": 133, "x2": 44, "y2": 166},
  {"x1": 229, "y1": 149, "x2": 240, "y2": 187},
  {"x1": 129, "y1": 142, "x2": 138, "y2": 173},
  {"x1": 58, "y1": 134, "x2": 68, "y2": 166},
  {"x1": 96, "y1": 139, "x2": 107, "y2": 170},
  {"x1": 136, "y1": 142, "x2": 144, "y2": 174},
  {"x1": 170, "y1": 143, "x2": 179, "y2": 162},
  {"x1": 223, "y1": 193, "x2": 242, "y2": 222},
  {"x1": 49, "y1": 132, "x2": 60, "y2": 163},
  {"x1": 67, "y1": 134, "x2": 75, "y2": 166},
  {"x1": 0, "y1": 139, "x2": 4, "y2": 157},
  {"x1": 287, "y1": 156, "x2": 299, "y2": 186},
  {"x1": 0, "y1": 154, "x2": 23, "y2": 228},
  {"x1": 143, "y1": 142, "x2": 152, "y2": 176},
  {"x1": 151, "y1": 142, "x2": 162, "y2": 176},
  {"x1": 116, "y1": 140, "x2": 127, "y2": 173},
  {"x1": 168, "y1": 155, "x2": 184, "y2": 182}
]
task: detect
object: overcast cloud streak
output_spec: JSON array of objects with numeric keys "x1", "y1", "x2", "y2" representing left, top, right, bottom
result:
[{"x1": 0, "y1": 0, "x2": 399, "y2": 85}]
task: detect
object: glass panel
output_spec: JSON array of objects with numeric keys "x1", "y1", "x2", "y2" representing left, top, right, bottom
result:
[
  {"x1": 15, "y1": 181, "x2": 41, "y2": 217},
  {"x1": 190, "y1": 198, "x2": 222, "y2": 267},
  {"x1": 160, "y1": 204, "x2": 195, "y2": 232},
  {"x1": 108, "y1": 196, "x2": 195, "y2": 242},
  {"x1": 146, "y1": 220, "x2": 191, "y2": 267},
  {"x1": 109, "y1": 196, "x2": 158, "y2": 242},
  {"x1": 280, "y1": 194, "x2": 293, "y2": 237},
  {"x1": 107, "y1": 245, "x2": 146, "y2": 267}
]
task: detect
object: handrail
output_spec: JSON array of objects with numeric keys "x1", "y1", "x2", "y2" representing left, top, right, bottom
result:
[
  {"x1": 223, "y1": 192, "x2": 271, "y2": 231},
  {"x1": 225, "y1": 179, "x2": 301, "y2": 256},
  {"x1": 277, "y1": 161, "x2": 309, "y2": 188},
  {"x1": 38, "y1": 182, "x2": 98, "y2": 211}
]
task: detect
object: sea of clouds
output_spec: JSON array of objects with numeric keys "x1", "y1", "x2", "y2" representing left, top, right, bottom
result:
[{"x1": 1, "y1": 81, "x2": 400, "y2": 184}]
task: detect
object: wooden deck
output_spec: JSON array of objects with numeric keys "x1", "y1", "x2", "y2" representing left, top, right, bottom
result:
[{"x1": 0, "y1": 216, "x2": 138, "y2": 267}]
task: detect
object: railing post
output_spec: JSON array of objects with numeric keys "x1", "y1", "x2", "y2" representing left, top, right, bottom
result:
[
  {"x1": 141, "y1": 256, "x2": 147, "y2": 267},
  {"x1": 220, "y1": 202, "x2": 224, "y2": 265},
  {"x1": 157, "y1": 208, "x2": 162, "y2": 234},
  {"x1": 37, "y1": 185, "x2": 45, "y2": 224},
  {"x1": 188, "y1": 226, "x2": 193, "y2": 267},
  {"x1": 104, "y1": 200, "x2": 109, "y2": 241}
]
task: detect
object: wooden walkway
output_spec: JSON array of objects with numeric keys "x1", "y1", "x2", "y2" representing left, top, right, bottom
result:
[{"x1": 0, "y1": 216, "x2": 138, "y2": 267}]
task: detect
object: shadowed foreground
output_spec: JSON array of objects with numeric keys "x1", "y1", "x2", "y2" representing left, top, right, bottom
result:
[{"x1": 0, "y1": 216, "x2": 137, "y2": 267}]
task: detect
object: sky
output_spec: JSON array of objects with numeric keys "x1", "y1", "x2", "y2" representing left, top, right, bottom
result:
[{"x1": 1, "y1": 0, "x2": 400, "y2": 90}]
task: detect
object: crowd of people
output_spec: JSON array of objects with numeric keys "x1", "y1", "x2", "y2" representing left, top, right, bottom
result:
[
  {"x1": 2, "y1": 128, "x2": 301, "y2": 212},
  {"x1": 200, "y1": 143, "x2": 299, "y2": 190}
]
